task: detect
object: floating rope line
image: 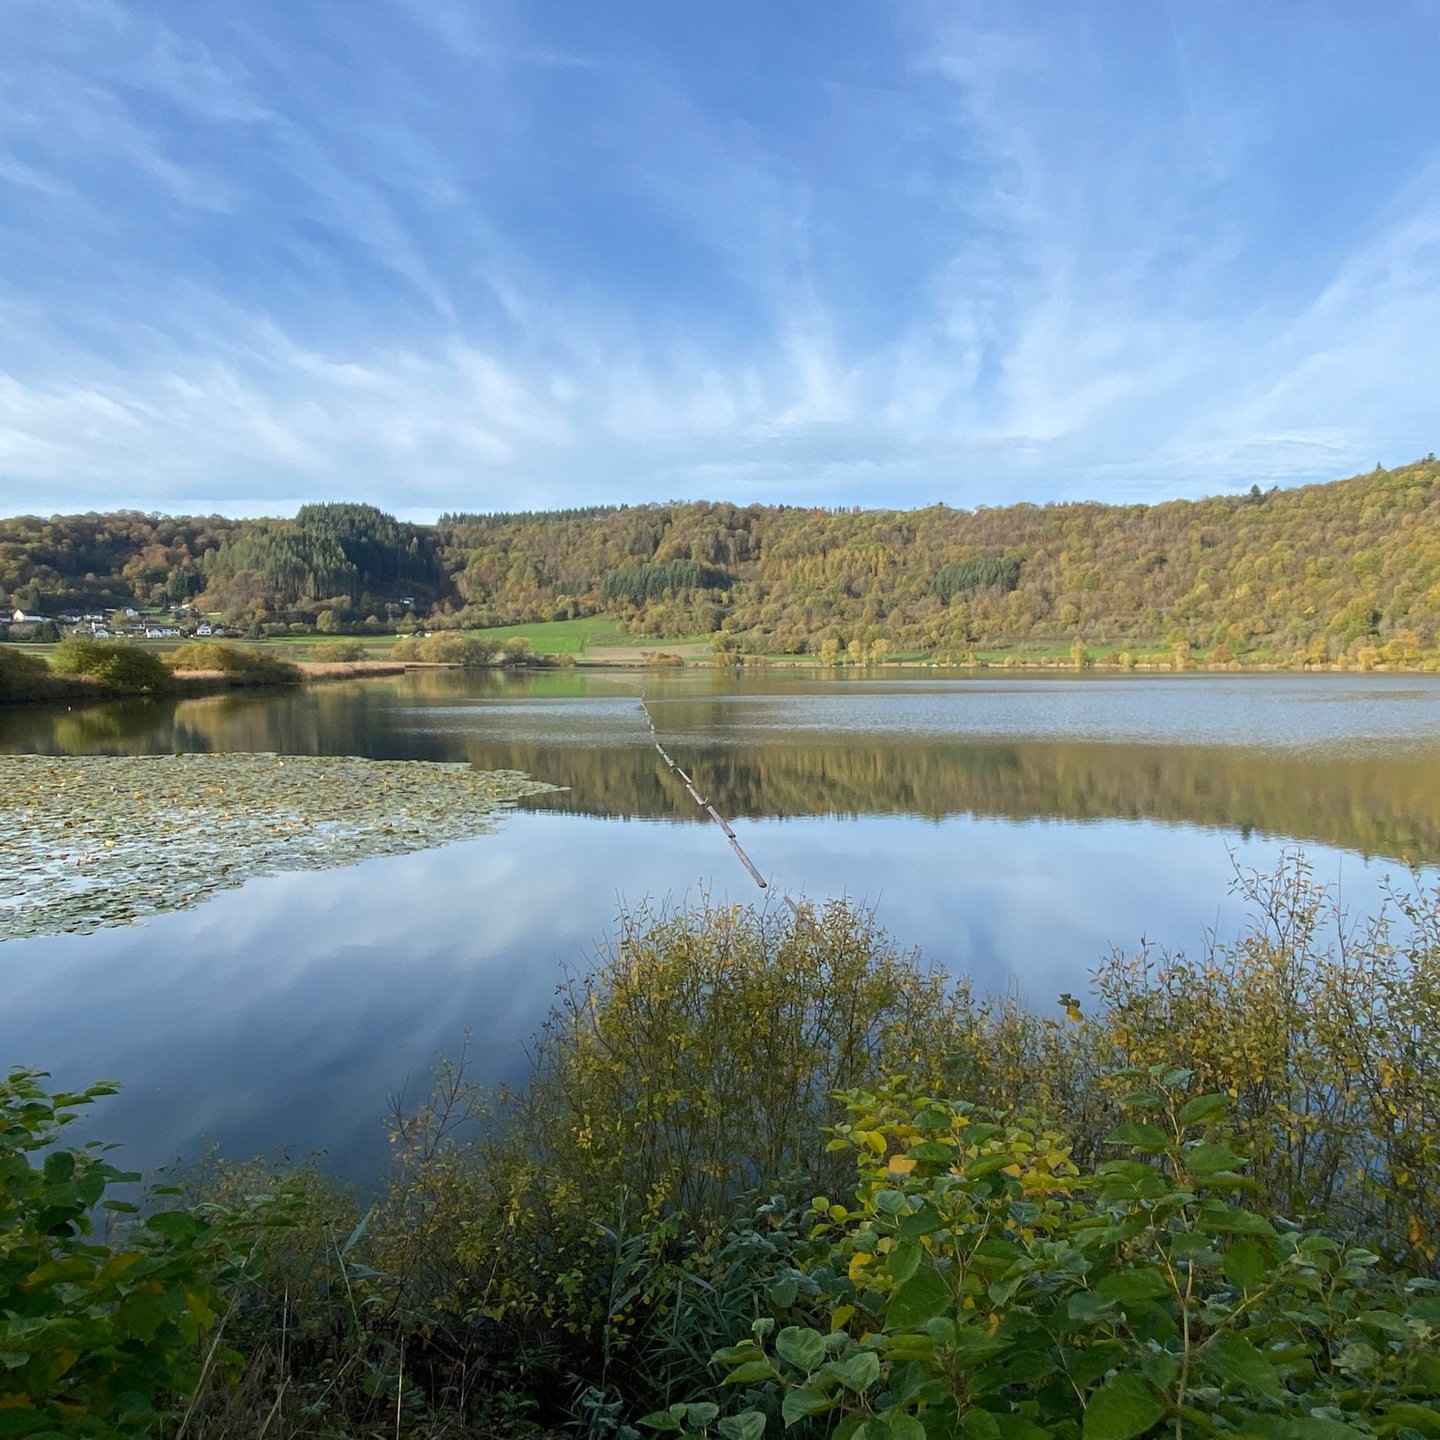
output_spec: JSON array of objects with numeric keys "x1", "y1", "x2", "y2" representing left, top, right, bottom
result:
[{"x1": 639, "y1": 696, "x2": 799, "y2": 914}]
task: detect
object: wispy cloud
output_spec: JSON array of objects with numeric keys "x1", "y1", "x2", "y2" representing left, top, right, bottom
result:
[{"x1": 1, "y1": 0, "x2": 1439, "y2": 516}]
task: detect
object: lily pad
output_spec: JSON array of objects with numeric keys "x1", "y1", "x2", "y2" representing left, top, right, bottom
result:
[{"x1": 0, "y1": 752, "x2": 558, "y2": 941}]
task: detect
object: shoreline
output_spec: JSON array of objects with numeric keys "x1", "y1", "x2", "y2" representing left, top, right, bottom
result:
[{"x1": 2, "y1": 651, "x2": 1434, "y2": 710}]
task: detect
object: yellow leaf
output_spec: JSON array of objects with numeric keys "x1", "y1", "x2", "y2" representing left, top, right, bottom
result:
[
  {"x1": 848, "y1": 1252, "x2": 874, "y2": 1281},
  {"x1": 888, "y1": 1155, "x2": 916, "y2": 1175}
]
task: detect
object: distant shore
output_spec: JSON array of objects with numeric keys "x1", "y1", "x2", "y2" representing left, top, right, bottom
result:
[{"x1": 3, "y1": 649, "x2": 1435, "y2": 710}]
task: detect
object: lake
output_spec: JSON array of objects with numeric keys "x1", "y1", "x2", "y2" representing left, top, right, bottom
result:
[{"x1": 4, "y1": 667, "x2": 1440, "y2": 1182}]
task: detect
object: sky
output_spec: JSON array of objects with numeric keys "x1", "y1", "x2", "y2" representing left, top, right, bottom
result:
[{"x1": 2, "y1": 1, "x2": 1439, "y2": 521}]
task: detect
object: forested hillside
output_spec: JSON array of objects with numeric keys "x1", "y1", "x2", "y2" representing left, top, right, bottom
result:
[{"x1": 4, "y1": 458, "x2": 1440, "y2": 662}]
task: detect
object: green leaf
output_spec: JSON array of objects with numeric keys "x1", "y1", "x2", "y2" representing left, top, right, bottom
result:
[
  {"x1": 715, "y1": 1341, "x2": 765, "y2": 1365},
  {"x1": 883, "y1": 1410, "x2": 926, "y2": 1440},
  {"x1": 639, "y1": 1412, "x2": 685, "y2": 1431},
  {"x1": 780, "y1": 1388, "x2": 833, "y2": 1429},
  {"x1": 768, "y1": 1276, "x2": 799, "y2": 1309},
  {"x1": 42, "y1": 1150, "x2": 75, "y2": 1183},
  {"x1": 1095, "y1": 1268, "x2": 1171, "y2": 1303},
  {"x1": 146, "y1": 1209, "x2": 205, "y2": 1243},
  {"x1": 775, "y1": 1327, "x2": 826, "y2": 1374},
  {"x1": 1067, "y1": 1291, "x2": 1115, "y2": 1324},
  {"x1": 1176, "y1": 1093, "x2": 1231, "y2": 1125},
  {"x1": 1223, "y1": 1239, "x2": 1269, "y2": 1290},
  {"x1": 1381, "y1": 1404, "x2": 1440, "y2": 1437},
  {"x1": 898, "y1": 1208, "x2": 944, "y2": 1239},
  {"x1": 1069, "y1": 1342, "x2": 1128, "y2": 1389},
  {"x1": 993, "y1": 1417, "x2": 1054, "y2": 1440},
  {"x1": 825, "y1": 1350, "x2": 880, "y2": 1393},
  {"x1": 1138, "y1": 1351, "x2": 1179, "y2": 1390},
  {"x1": 1082, "y1": 1375, "x2": 1166, "y2": 1440},
  {"x1": 889, "y1": 1240, "x2": 922, "y2": 1283},
  {"x1": 908, "y1": 1141, "x2": 955, "y2": 1162},
  {"x1": 1202, "y1": 1333, "x2": 1283, "y2": 1401},
  {"x1": 1335, "y1": 1341, "x2": 1380, "y2": 1374},
  {"x1": 0, "y1": 1412, "x2": 48, "y2": 1438},
  {"x1": 887, "y1": 1264, "x2": 951, "y2": 1328},
  {"x1": 725, "y1": 1362, "x2": 779, "y2": 1385},
  {"x1": 1186, "y1": 1143, "x2": 1247, "y2": 1175},
  {"x1": 685, "y1": 1404, "x2": 721, "y2": 1428},
  {"x1": 717, "y1": 1413, "x2": 767, "y2": 1440},
  {"x1": 965, "y1": 1153, "x2": 1019, "y2": 1179},
  {"x1": 960, "y1": 1410, "x2": 1001, "y2": 1439},
  {"x1": 1104, "y1": 1123, "x2": 1169, "y2": 1151},
  {"x1": 1291, "y1": 1421, "x2": 1371, "y2": 1440},
  {"x1": 1196, "y1": 1201, "x2": 1278, "y2": 1238}
]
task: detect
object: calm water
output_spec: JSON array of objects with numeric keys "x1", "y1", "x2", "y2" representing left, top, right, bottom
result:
[{"x1": 4, "y1": 668, "x2": 1440, "y2": 1180}]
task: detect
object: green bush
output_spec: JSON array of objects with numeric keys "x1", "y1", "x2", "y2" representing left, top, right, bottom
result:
[
  {"x1": 353, "y1": 902, "x2": 963, "y2": 1364},
  {"x1": 936, "y1": 853, "x2": 1440, "y2": 1272},
  {"x1": 391, "y1": 632, "x2": 499, "y2": 665},
  {"x1": 0, "y1": 646, "x2": 58, "y2": 703},
  {"x1": 164, "y1": 643, "x2": 301, "y2": 685},
  {"x1": 0, "y1": 1070, "x2": 250, "y2": 1435},
  {"x1": 518, "y1": 899, "x2": 963, "y2": 1226},
  {"x1": 308, "y1": 640, "x2": 369, "y2": 662},
  {"x1": 49, "y1": 638, "x2": 174, "y2": 695},
  {"x1": 693, "y1": 1070, "x2": 1440, "y2": 1440}
]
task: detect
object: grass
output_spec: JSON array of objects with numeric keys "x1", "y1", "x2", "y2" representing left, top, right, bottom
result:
[{"x1": 463, "y1": 617, "x2": 635, "y2": 654}]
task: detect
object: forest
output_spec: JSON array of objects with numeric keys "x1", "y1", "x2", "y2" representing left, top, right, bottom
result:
[{"x1": 4, "y1": 456, "x2": 1440, "y2": 663}]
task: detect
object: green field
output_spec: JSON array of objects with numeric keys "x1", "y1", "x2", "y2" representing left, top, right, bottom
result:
[
  {"x1": 464, "y1": 617, "x2": 717, "y2": 655},
  {"x1": 468, "y1": 617, "x2": 626, "y2": 653}
]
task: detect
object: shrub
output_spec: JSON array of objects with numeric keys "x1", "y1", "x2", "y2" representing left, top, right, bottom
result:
[
  {"x1": 923, "y1": 852, "x2": 1440, "y2": 1273},
  {"x1": 309, "y1": 640, "x2": 369, "y2": 662},
  {"x1": 0, "y1": 1069, "x2": 250, "y2": 1435},
  {"x1": 165, "y1": 643, "x2": 301, "y2": 685},
  {"x1": 49, "y1": 637, "x2": 174, "y2": 694},
  {"x1": 344, "y1": 900, "x2": 964, "y2": 1402},
  {"x1": 391, "y1": 633, "x2": 499, "y2": 665},
  {"x1": 516, "y1": 898, "x2": 963, "y2": 1228},
  {"x1": 0, "y1": 646, "x2": 58, "y2": 703},
  {"x1": 696, "y1": 1070, "x2": 1440, "y2": 1440}
]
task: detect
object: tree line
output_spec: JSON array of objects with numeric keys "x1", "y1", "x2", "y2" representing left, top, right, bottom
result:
[{"x1": 4, "y1": 458, "x2": 1440, "y2": 661}]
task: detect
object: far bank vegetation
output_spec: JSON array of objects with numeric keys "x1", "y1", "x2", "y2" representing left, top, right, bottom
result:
[{"x1": 4, "y1": 458, "x2": 1440, "y2": 666}]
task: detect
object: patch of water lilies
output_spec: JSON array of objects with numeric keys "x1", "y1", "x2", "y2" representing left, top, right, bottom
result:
[{"x1": 0, "y1": 752, "x2": 558, "y2": 940}]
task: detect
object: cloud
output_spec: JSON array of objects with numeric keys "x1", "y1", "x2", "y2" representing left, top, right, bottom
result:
[{"x1": 2, "y1": 1, "x2": 1439, "y2": 516}]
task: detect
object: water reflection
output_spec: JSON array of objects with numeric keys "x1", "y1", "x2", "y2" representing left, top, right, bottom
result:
[
  {"x1": 5, "y1": 671, "x2": 1440, "y2": 865},
  {"x1": 3, "y1": 670, "x2": 1439, "y2": 1180},
  {"x1": 2, "y1": 812, "x2": 1409, "y2": 1182}
]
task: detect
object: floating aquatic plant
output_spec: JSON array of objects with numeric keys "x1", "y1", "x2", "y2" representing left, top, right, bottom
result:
[{"x1": 0, "y1": 752, "x2": 557, "y2": 941}]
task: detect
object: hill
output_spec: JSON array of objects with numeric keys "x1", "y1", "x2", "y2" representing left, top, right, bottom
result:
[{"x1": 3, "y1": 459, "x2": 1440, "y2": 664}]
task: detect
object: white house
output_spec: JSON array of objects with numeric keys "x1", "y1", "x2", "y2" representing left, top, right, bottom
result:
[{"x1": 11, "y1": 608, "x2": 46, "y2": 624}]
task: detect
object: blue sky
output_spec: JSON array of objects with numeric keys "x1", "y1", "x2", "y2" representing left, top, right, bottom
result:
[{"x1": 2, "y1": 1, "x2": 1439, "y2": 520}]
